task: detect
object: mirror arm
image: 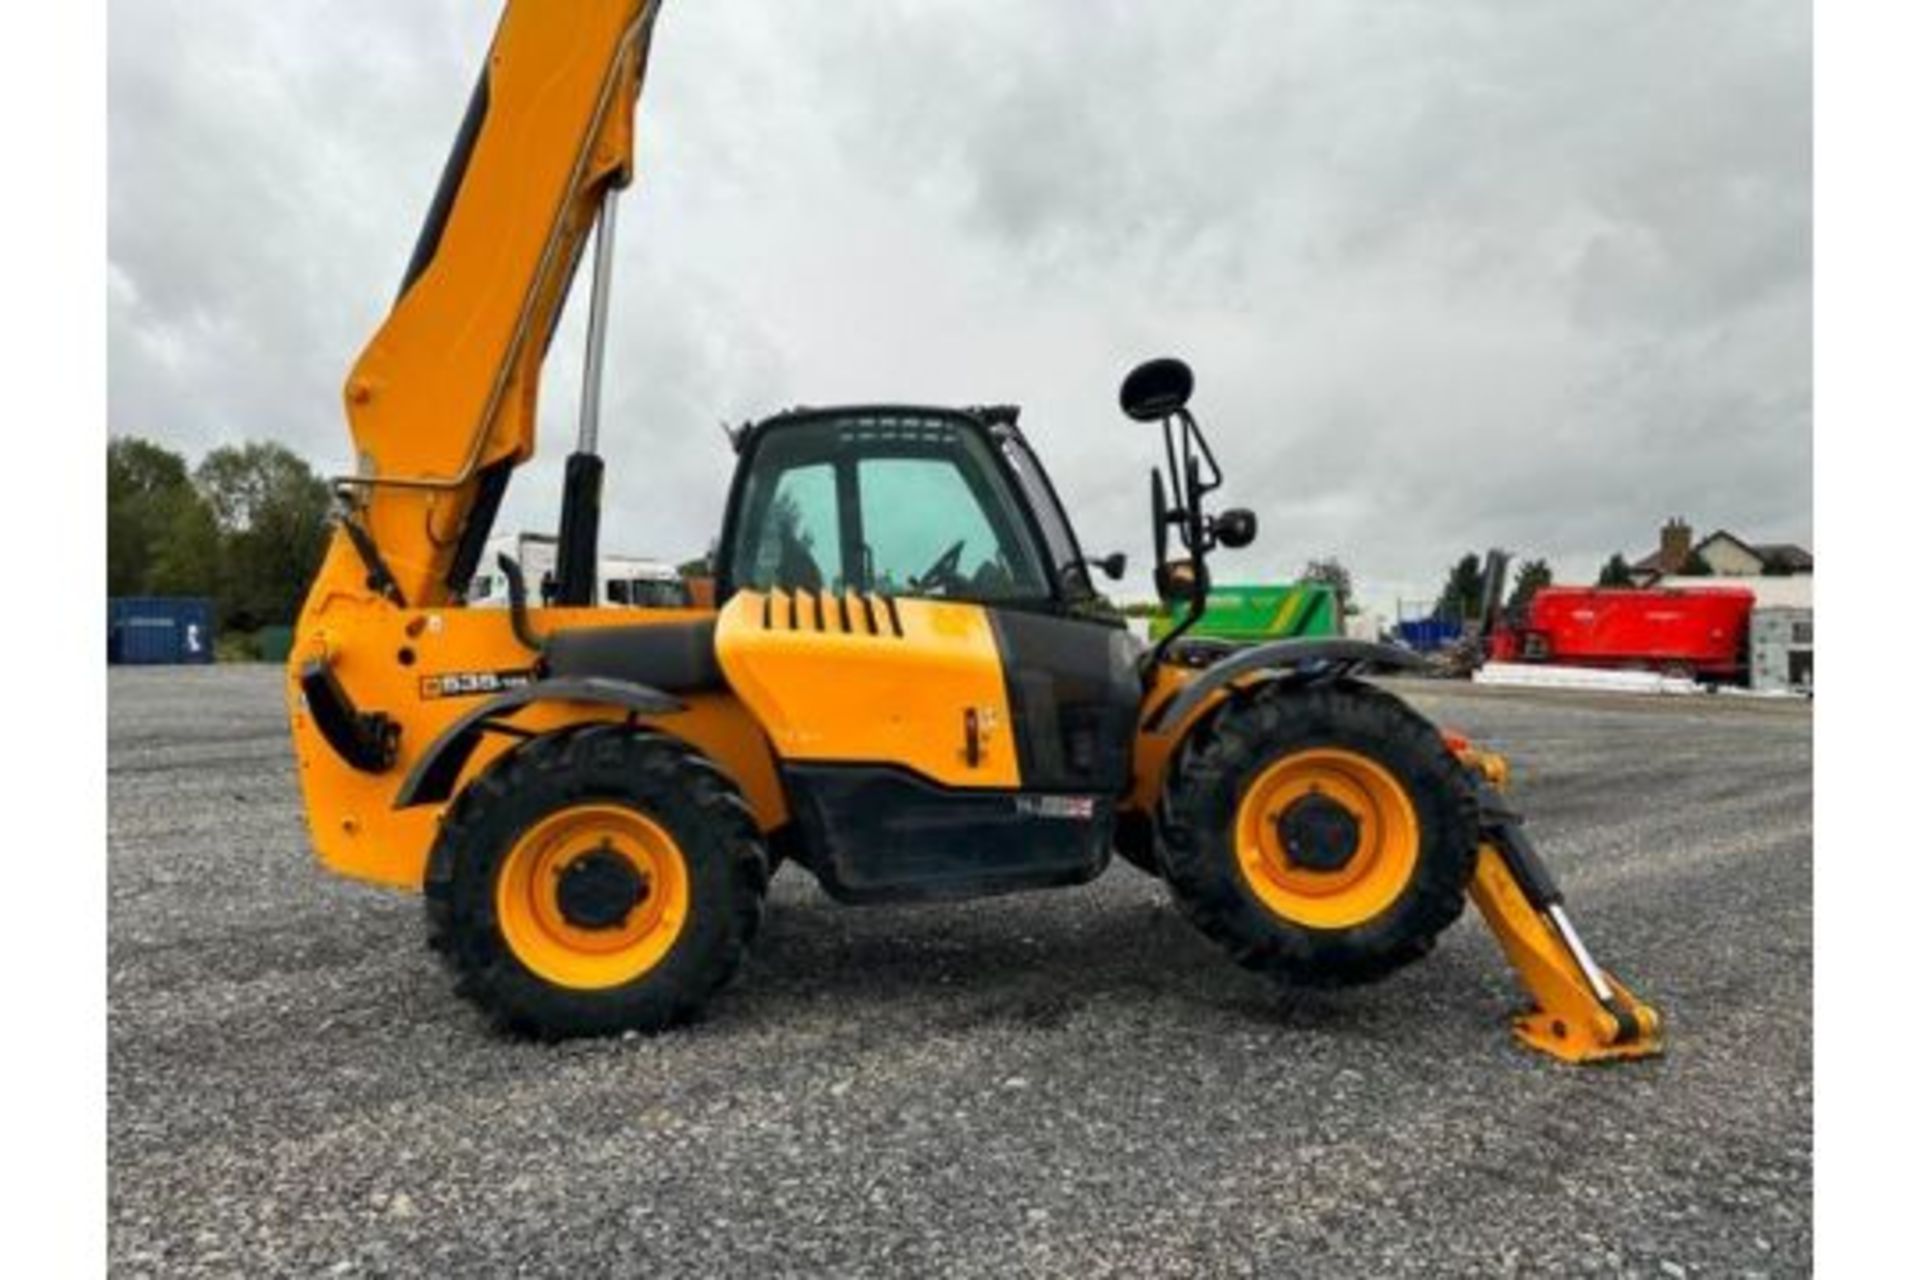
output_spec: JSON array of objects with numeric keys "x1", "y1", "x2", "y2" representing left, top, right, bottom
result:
[
  {"x1": 1148, "y1": 414, "x2": 1223, "y2": 677},
  {"x1": 1120, "y1": 361, "x2": 1228, "y2": 679},
  {"x1": 1178, "y1": 409, "x2": 1223, "y2": 507},
  {"x1": 1160, "y1": 420, "x2": 1185, "y2": 528},
  {"x1": 1063, "y1": 552, "x2": 1127, "y2": 584},
  {"x1": 1146, "y1": 556, "x2": 1212, "y2": 679}
]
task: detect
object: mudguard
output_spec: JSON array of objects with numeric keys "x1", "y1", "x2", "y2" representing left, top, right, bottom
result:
[
  {"x1": 393, "y1": 675, "x2": 684, "y2": 809},
  {"x1": 1143, "y1": 638, "x2": 1430, "y2": 734}
]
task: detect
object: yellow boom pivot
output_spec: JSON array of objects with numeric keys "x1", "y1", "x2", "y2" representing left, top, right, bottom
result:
[{"x1": 1454, "y1": 744, "x2": 1665, "y2": 1064}]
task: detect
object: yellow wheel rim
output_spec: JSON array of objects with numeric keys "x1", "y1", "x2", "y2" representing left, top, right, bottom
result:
[
  {"x1": 494, "y1": 804, "x2": 690, "y2": 990},
  {"x1": 1233, "y1": 747, "x2": 1421, "y2": 929}
]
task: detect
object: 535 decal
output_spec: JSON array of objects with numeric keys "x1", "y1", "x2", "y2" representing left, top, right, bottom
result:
[{"x1": 419, "y1": 669, "x2": 536, "y2": 700}]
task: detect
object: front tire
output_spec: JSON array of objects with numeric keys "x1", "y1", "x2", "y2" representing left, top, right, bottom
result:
[
  {"x1": 1157, "y1": 681, "x2": 1478, "y2": 986},
  {"x1": 425, "y1": 724, "x2": 768, "y2": 1038}
]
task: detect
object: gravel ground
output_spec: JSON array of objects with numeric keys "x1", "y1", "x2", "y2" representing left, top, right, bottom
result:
[{"x1": 108, "y1": 667, "x2": 1811, "y2": 1277}]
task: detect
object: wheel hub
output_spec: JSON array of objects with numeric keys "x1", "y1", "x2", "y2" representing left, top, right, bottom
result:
[
  {"x1": 555, "y1": 845, "x2": 650, "y2": 930},
  {"x1": 1275, "y1": 792, "x2": 1362, "y2": 872}
]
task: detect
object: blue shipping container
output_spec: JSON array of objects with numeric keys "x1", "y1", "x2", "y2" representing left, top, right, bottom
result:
[
  {"x1": 108, "y1": 597, "x2": 216, "y2": 665},
  {"x1": 1392, "y1": 617, "x2": 1464, "y2": 653}
]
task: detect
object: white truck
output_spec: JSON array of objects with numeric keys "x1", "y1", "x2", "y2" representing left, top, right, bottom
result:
[{"x1": 467, "y1": 532, "x2": 691, "y2": 609}]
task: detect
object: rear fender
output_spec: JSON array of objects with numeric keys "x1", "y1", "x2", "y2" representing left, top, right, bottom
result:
[{"x1": 394, "y1": 676, "x2": 683, "y2": 809}]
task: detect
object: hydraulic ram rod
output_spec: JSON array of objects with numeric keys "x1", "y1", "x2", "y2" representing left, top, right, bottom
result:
[
  {"x1": 553, "y1": 191, "x2": 621, "y2": 607},
  {"x1": 577, "y1": 189, "x2": 620, "y2": 456}
]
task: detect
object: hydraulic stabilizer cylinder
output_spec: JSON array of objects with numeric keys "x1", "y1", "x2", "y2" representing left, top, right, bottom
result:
[
  {"x1": 553, "y1": 453, "x2": 605, "y2": 608},
  {"x1": 1453, "y1": 746, "x2": 1665, "y2": 1064}
]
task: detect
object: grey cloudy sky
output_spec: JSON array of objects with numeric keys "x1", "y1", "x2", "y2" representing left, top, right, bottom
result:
[{"x1": 108, "y1": 0, "x2": 1810, "y2": 612}]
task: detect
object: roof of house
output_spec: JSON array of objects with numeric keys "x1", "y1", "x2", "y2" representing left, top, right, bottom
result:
[
  {"x1": 1633, "y1": 528, "x2": 1813, "y2": 577},
  {"x1": 1751, "y1": 542, "x2": 1815, "y2": 572}
]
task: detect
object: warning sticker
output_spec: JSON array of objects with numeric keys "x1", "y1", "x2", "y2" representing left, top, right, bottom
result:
[{"x1": 1015, "y1": 795, "x2": 1099, "y2": 820}]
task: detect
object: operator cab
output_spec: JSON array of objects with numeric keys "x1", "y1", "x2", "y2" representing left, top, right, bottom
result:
[
  {"x1": 716, "y1": 405, "x2": 1114, "y2": 615},
  {"x1": 709, "y1": 404, "x2": 1145, "y2": 902}
]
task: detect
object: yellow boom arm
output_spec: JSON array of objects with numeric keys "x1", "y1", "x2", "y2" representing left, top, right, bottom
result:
[{"x1": 316, "y1": 0, "x2": 660, "y2": 613}]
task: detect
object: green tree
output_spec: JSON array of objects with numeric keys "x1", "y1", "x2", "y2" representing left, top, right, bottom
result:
[
  {"x1": 1681, "y1": 548, "x2": 1712, "y2": 576},
  {"x1": 107, "y1": 437, "x2": 219, "y2": 596},
  {"x1": 1435, "y1": 553, "x2": 1485, "y2": 622},
  {"x1": 195, "y1": 442, "x2": 332, "y2": 629},
  {"x1": 148, "y1": 494, "x2": 223, "y2": 596},
  {"x1": 1506, "y1": 557, "x2": 1553, "y2": 617},
  {"x1": 1596, "y1": 552, "x2": 1635, "y2": 587},
  {"x1": 1300, "y1": 557, "x2": 1358, "y2": 617}
]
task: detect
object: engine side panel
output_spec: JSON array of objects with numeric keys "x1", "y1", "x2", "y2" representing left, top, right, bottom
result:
[{"x1": 714, "y1": 589, "x2": 1021, "y2": 789}]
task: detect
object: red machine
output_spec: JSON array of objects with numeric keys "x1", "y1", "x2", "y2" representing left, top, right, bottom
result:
[{"x1": 1490, "y1": 586, "x2": 1755, "y2": 681}]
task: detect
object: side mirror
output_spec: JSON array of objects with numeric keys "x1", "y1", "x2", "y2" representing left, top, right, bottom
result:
[
  {"x1": 1214, "y1": 508, "x2": 1257, "y2": 549},
  {"x1": 1119, "y1": 357, "x2": 1195, "y2": 422},
  {"x1": 1093, "y1": 551, "x2": 1127, "y2": 581}
]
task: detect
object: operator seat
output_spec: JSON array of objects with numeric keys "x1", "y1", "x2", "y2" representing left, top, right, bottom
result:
[{"x1": 544, "y1": 618, "x2": 725, "y2": 694}]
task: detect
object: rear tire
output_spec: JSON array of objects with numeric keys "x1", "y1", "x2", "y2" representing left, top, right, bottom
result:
[
  {"x1": 1156, "y1": 680, "x2": 1478, "y2": 986},
  {"x1": 425, "y1": 724, "x2": 768, "y2": 1038}
]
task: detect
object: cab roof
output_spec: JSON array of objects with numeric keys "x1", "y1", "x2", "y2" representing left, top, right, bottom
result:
[{"x1": 732, "y1": 403, "x2": 1022, "y2": 453}]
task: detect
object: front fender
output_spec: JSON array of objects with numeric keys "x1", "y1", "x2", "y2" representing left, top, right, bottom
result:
[
  {"x1": 1143, "y1": 638, "x2": 1429, "y2": 735},
  {"x1": 393, "y1": 675, "x2": 684, "y2": 809}
]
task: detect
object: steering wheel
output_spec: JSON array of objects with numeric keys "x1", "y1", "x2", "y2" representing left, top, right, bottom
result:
[{"x1": 910, "y1": 539, "x2": 967, "y2": 595}]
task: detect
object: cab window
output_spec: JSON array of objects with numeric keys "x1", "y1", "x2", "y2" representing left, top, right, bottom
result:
[
  {"x1": 1000, "y1": 435, "x2": 1090, "y2": 598},
  {"x1": 857, "y1": 453, "x2": 1046, "y2": 599},
  {"x1": 739, "y1": 460, "x2": 842, "y2": 593},
  {"x1": 728, "y1": 416, "x2": 1050, "y2": 602}
]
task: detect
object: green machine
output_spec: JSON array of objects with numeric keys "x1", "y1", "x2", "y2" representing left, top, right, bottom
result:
[{"x1": 1147, "y1": 582, "x2": 1343, "y2": 644}]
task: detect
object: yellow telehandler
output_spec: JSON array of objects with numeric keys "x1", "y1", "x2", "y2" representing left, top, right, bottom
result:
[{"x1": 288, "y1": 0, "x2": 1660, "y2": 1062}]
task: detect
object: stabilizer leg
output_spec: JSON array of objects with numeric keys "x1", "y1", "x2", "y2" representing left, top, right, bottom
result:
[{"x1": 1456, "y1": 749, "x2": 1665, "y2": 1064}]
